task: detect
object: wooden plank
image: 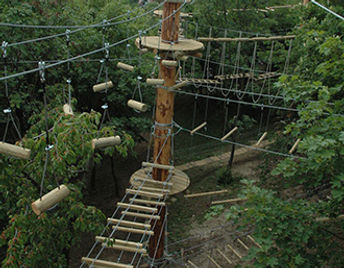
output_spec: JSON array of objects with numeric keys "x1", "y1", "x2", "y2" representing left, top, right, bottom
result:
[
  {"x1": 190, "y1": 122, "x2": 207, "y2": 135},
  {"x1": 93, "y1": 81, "x2": 113, "y2": 92},
  {"x1": 126, "y1": 189, "x2": 163, "y2": 199},
  {"x1": 121, "y1": 211, "x2": 160, "y2": 220},
  {"x1": 237, "y1": 238, "x2": 249, "y2": 250},
  {"x1": 133, "y1": 176, "x2": 173, "y2": 187},
  {"x1": 221, "y1": 127, "x2": 238, "y2": 141},
  {"x1": 95, "y1": 236, "x2": 143, "y2": 248},
  {"x1": 247, "y1": 235, "x2": 262, "y2": 249},
  {"x1": 256, "y1": 132, "x2": 268, "y2": 146},
  {"x1": 133, "y1": 186, "x2": 170, "y2": 194},
  {"x1": 81, "y1": 257, "x2": 133, "y2": 268},
  {"x1": 129, "y1": 198, "x2": 166, "y2": 206},
  {"x1": 0, "y1": 142, "x2": 31, "y2": 160},
  {"x1": 211, "y1": 198, "x2": 247, "y2": 205},
  {"x1": 107, "y1": 218, "x2": 151, "y2": 229},
  {"x1": 187, "y1": 260, "x2": 198, "y2": 268},
  {"x1": 289, "y1": 138, "x2": 301, "y2": 154},
  {"x1": 207, "y1": 255, "x2": 222, "y2": 268},
  {"x1": 114, "y1": 226, "x2": 154, "y2": 236},
  {"x1": 117, "y1": 202, "x2": 157, "y2": 213},
  {"x1": 101, "y1": 243, "x2": 147, "y2": 254},
  {"x1": 227, "y1": 244, "x2": 242, "y2": 259},
  {"x1": 216, "y1": 248, "x2": 232, "y2": 264},
  {"x1": 142, "y1": 162, "x2": 174, "y2": 170},
  {"x1": 185, "y1": 190, "x2": 228, "y2": 198}
]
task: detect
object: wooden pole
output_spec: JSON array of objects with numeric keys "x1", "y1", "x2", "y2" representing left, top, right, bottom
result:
[
  {"x1": 303, "y1": 0, "x2": 310, "y2": 5},
  {"x1": 149, "y1": 1, "x2": 181, "y2": 265}
]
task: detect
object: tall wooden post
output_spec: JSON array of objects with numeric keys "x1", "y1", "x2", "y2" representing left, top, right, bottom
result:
[
  {"x1": 149, "y1": 1, "x2": 181, "y2": 265},
  {"x1": 303, "y1": 0, "x2": 310, "y2": 5}
]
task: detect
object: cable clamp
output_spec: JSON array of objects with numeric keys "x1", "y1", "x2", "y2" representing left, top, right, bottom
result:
[
  {"x1": 3, "y1": 108, "x2": 11, "y2": 113},
  {"x1": 102, "y1": 19, "x2": 108, "y2": 31},
  {"x1": 66, "y1": 79, "x2": 71, "y2": 84},
  {"x1": 101, "y1": 104, "x2": 108, "y2": 110},
  {"x1": 137, "y1": 76, "x2": 142, "y2": 81},
  {"x1": 104, "y1": 42, "x2": 110, "y2": 60},
  {"x1": 38, "y1": 61, "x2": 46, "y2": 83},
  {"x1": 99, "y1": 59, "x2": 105, "y2": 64},
  {"x1": 65, "y1": 29, "x2": 71, "y2": 44},
  {"x1": 45, "y1": 144, "x2": 54, "y2": 151},
  {"x1": 1, "y1": 41, "x2": 8, "y2": 58},
  {"x1": 154, "y1": 55, "x2": 161, "y2": 61}
]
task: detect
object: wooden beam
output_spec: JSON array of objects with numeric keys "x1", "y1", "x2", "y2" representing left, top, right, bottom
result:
[
  {"x1": 227, "y1": 244, "x2": 242, "y2": 259},
  {"x1": 95, "y1": 236, "x2": 143, "y2": 248},
  {"x1": 211, "y1": 198, "x2": 247, "y2": 205},
  {"x1": 207, "y1": 255, "x2": 222, "y2": 268},
  {"x1": 237, "y1": 238, "x2": 249, "y2": 250},
  {"x1": 133, "y1": 177, "x2": 173, "y2": 187},
  {"x1": 92, "y1": 136, "x2": 121, "y2": 150},
  {"x1": 142, "y1": 162, "x2": 174, "y2": 170},
  {"x1": 121, "y1": 211, "x2": 160, "y2": 220},
  {"x1": 0, "y1": 142, "x2": 31, "y2": 160},
  {"x1": 114, "y1": 226, "x2": 154, "y2": 236},
  {"x1": 185, "y1": 190, "x2": 228, "y2": 198},
  {"x1": 129, "y1": 198, "x2": 166, "y2": 206},
  {"x1": 216, "y1": 248, "x2": 232, "y2": 264},
  {"x1": 221, "y1": 127, "x2": 238, "y2": 141},
  {"x1": 117, "y1": 202, "x2": 157, "y2": 213},
  {"x1": 289, "y1": 138, "x2": 301, "y2": 154},
  {"x1": 190, "y1": 122, "x2": 207, "y2": 135},
  {"x1": 81, "y1": 257, "x2": 133, "y2": 268},
  {"x1": 247, "y1": 235, "x2": 262, "y2": 249},
  {"x1": 107, "y1": 218, "x2": 151, "y2": 229},
  {"x1": 127, "y1": 100, "x2": 148, "y2": 112},
  {"x1": 117, "y1": 62, "x2": 134, "y2": 72},
  {"x1": 256, "y1": 132, "x2": 268, "y2": 146},
  {"x1": 126, "y1": 189, "x2": 163, "y2": 199}
]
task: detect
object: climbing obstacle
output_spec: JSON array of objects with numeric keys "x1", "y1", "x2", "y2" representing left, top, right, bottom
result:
[
  {"x1": 0, "y1": 141, "x2": 31, "y2": 160},
  {"x1": 127, "y1": 99, "x2": 148, "y2": 112},
  {"x1": 93, "y1": 81, "x2": 113, "y2": 92},
  {"x1": 63, "y1": 104, "x2": 73, "y2": 116},
  {"x1": 117, "y1": 62, "x2": 135, "y2": 72},
  {"x1": 92, "y1": 136, "x2": 121, "y2": 150}
]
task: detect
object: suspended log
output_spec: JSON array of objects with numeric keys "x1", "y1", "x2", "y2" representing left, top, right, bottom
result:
[
  {"x1": 146, "y1": 78, "x2": 165, "y2": 85},
  {"x1": 92, "y1": 136, "x2": 121, "y2": 150},
  {"x1": 93, "y1": 81, "x2": 114, "y2": 92},
  {"x1": 0, "y1": 142, "x2": 31, "y2": 160},
  {"x1": 96, "y1": 236, "x2": 143, "y2": 248},
  {"x1": 237, "y1": 238, "x2": 249, "y2": 250},
  {"x1": 168, "y1": 81, "x2": 190, "y2": 91},
  {"x1": 129, "y1": 198, "x2": 166, "y2": 206},
  {"x1": 216, "y1": 248, "x2": 232, "y2": 264},
  {"x1": 114, "y1": 226, "x2": 154, "y2": 236},
  {"x1": 256, "y1": 132, "x2": 268, "y2": 146},
  {"x1": 133, "y1": 176, "x2": 173, "y2": 187},
  {"x1": 107, "y1": 218, "x2": 151, "y2": 229},
  {"x1": 81, "y1": 257, "x2": 133, "y2": 268},
  {"x1": 247, "y1": 235, "x2": 262, "y2": 249},
  {"x1": 162, "y1": 60, "x2": 178, "y2": 67},
  {"x1": 31, "y1": 185, "x2": 70, "y2": 215},
  {"x1": 63, "y1": 104, "x2": 73, "y2": 116},
  {"x1": 126, "y1": 189, "x2": 163, "y2": 199},
  {"x1": 117, "y1": 202, "x2": 157, "y2": 213},
  {"x1": 127, "y1": 99, "x2": 148, "y2": 112},
  {"x1": 190, "y1": 122, "x2": 207, "y2": 135},
  {"x1": 185, "y1": 189, "x2": 228, "y2": 198},
  {"x1": 207, "y1": 255, "x2": 222, "y2": 268},
  {"x1": 133, "y1": 186, "x2": 170, "y2": 194},
  {"x1": 121, "y1": 211, "x2": 160, "y2": 220},
  {"x1": 221, "y1": 127, "x2": 238, "y2": 141},
  {"x1": 289, "y1": 138, "x2": 301, "y2": 154},
  {"x1": 117, "y1": 62, "x2": 134, "y2": 72},
  {"x1": 211, "y1": 198, "x2": 247, "y2": 205},
  {"x1": 142, "y1": 161, "x2": 174, "y2": 170},
  {"x1": 227, "y1": 244, "x2": 242, "y2": 259}
]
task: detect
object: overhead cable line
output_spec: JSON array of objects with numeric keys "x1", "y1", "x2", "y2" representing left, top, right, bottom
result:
[{"x1": 311, "y1": 0, "x2": 344, "y2": 21}]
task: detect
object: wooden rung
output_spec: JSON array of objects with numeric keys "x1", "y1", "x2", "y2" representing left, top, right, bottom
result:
[
  {"x1": 114, "y1": 226, "x2": 154, "y2": 236},
  {"x1": 126, "y1": 189, "x2": 163, "y2": 199},
  {"x1": 133, "y1": 186, "x2": 170, "y2": 194},
  {"x1": 129, "y1": 198, "x2": 165, "y2": 206},
  {"x1": 216, "y1": 248, "x2": 232, "y2": 264},
  {"x1": 121, "y1": 211, "x2": 160, "y2": 220},
  {"x1": 315, "y1": 214, "x2": 344, "y2": 222},
  {"x1": 63, "y1": 104, "x2": 73, "y2": 115},
  {"x1": 81, "y1": 257, "x2": 133, "y2": 268},
  {"x1": 221, "y1": 127, "x2": 238, "y2": 141},
  {"x1": 117, "y1": 202, "x2": 157, "y2": 213},
  {"x1": 227, "y1": 244, "x2": 242, "y2": 259},
  {"x1": 247, "y1": 235, "x2": 262, "y2": 249},
  {"x1": 142, "y1": 162, "x2": 174, "y2": 170},
  {"x1": 0, "y1": 141, "x2": 31, "y2": 160},
  {"x1": 237, "y1": 238, "x2": 249, "y2": 250},
  {"x1": 93, "y1": 81, "x2": 113, "y2": 92},
  {"x1": 31, "y1": 185, "x2": 70, "y2": 215},
  {"x1": 101, "y1": 243, "x2": 147, "y2": 254},
  {"x1": 289, "y1": 138, "x2": 301, "y2": 154},
  {"x1": 117, "y1": 62, "x2": 134, "y2": 72},
  {"x1": 146, "y1": 78, "x2": 165, "y2": 85},
  {"x1": 162, "y1": 60, "x2": 178, "y2": 67},
  {"x1": 92, "y1": 136, "x2": 121, "y2": 150},
  {"x1": 133, "y1": 177, "x2": 173, "y2": 187},
  {"x1": 168, "y1": 81, "x2": 189, "y2": 91},
  {"x1": 256, "y1": 132, "x2": 268, "y2": 146},
  {"x1": 107, "y1": 218, "x2": 151, "y2": 229},
  {"x1": 207, "y1": 255, "x2": 222, "y2": 268},
  {"x1": 185, "y1": 190, "x2": 228, "y2": 198},
  {"x1": 187, "y1": 260, "x2": 198, "y2": 268},
  {"x1": 190, "y1": 122, "x2": 207, "y2": 135},
  {"x1": 95, "y1": 236, "x2": 143, "y2": 248},
  {"x1": 211, "y1": 198, "x2": 247, "y2": 205},
  {"x1": 127, "y1": 99, "x2": 148, "y2": 112}
]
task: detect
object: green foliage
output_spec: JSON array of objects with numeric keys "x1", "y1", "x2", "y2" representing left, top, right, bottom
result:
[
  {"x1": 216, "y1": 166, "x2": 234, "y2": 185},
  {"x1": 204, "y1": 205, "x2": 225, "y2": 221}
]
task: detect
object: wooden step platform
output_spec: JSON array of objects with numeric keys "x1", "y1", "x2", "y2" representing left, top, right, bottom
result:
[
  {"x1": 113, "y1": 226, "x2": 154, "y2": 236},
  {"x1": 121, "y1": 211, "x2": 160, "y2": 220}
]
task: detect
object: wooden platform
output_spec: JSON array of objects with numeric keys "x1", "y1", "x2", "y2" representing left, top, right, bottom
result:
[{"x1": 129, "y1": 168, "x2": 190, "y2": 195}]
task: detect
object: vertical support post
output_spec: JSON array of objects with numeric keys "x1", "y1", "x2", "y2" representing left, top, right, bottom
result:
[
  {"x1": 149, "y1": 1, "x2": 181, "y2": 266},
  {"x1": 303, "y1": 0, "x2": 310, "y2": 5}
]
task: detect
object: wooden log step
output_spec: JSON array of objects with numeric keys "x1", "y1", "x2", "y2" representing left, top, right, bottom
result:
[
  {"x1": 126, "y1": 189, "x2": 163, "y2": 199},
  {"x1": 247, "y1": 235, "x2": 262, "y2": 249},
  {"x1": 127, "y1": 100, "x2": 148, "y2": 112},
  {"x1": 207, "y1": 255, "x2": 222, "y2": 268},
  {"x1": 185, "y1": 189, "x2": 228, "y2": 198},
  {"x1": 121, "y1": 211, "x2": 160, "y2": 220},
  {"x1": 63, "y1": 104, "x2": 73, "y2": 115},
  {"x1": 93, "y1": 81, "x2": 113, "y2": 92},
  {"x1": 256, "y1": 132, "x2": 268, "y2": 146},
  {"x1": 237, "y1": 238, "x2": 249, "y2": 250},
  {"x1": 129, "y1": 198, "x2": 166, "y2": 206},
  {"x1": 92, "y1": 136, "x2": 121, "y2": 150},
  {"x1": 117, "y1": 202, "x2": 157, "y2": 213},
  {"x1": 101, "y1": 243, "x2": 147, "y2": 254},
  {"x1": 146, "y1": 78, "x2": 165, "y2": 85},
  {"x1": 0, "y1": 142, "x2": 31, "y2": 160},
  {"x1": 133, "y1": 176, "x2": 173, "y2": 187},
  {"x1": 133, "y1": 186, "x2": 170, "y2": 194},
  {"x1": 190, "y1": 122, "x2": 207, "y2": 135},
  {"x1": 117, "y1": 62, "x2": 134, "y2": 72},
  {"x1": 113, "y1": 226, "x2": 154, "y2": 236},
  {"x1": 142, "y1": 162, "x2": 174, "y2": 170},
  {"x1": 289, "y1": 138, "x2": 301, "y2": 154},
  {"x1": 95, "y1": 236, "x2": 143, "y2": 248},
  {"x1": 227, "y1": 244, "x2": 242, "y2": 259},
  {"x1": 81, "y1": 257, "x2": 133, "y2": 268},
  {"x1": 221, "y1": 127, "x2": 238, "y2": 141},
  {"x1": 216, "y1": 248, "x2": 232, "y2": 264},
  {"x1": 107, "y1": 218, "x2": 151, "y2": 229}
]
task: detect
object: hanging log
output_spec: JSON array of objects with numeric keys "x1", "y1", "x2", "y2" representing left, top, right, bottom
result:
[
  {"x1": 117, "y1": 202, "x2": 157, "y2": 213},
  {"x1": 93, "y1": 81, "x2": 114, "y2": 92},
  {"x1": 117, "y1": 62, "x2": 134, "y2": 72},
  {"x1": 216, "y1": 248, "x2": 232, "y2": 264},
  {"x1": 81, "y1": 257, "x2": 133, "y2": 268},
  {"x1": 221, "y1": 127, "x2": 238, "y2": 141},
  {"x1": 207, "y1": 255, "x2": 222, "y2": 268},
  {"x1": 121, "y1": 211, "x2": 160, "y2": 220},
  {"x1": 63, "y1": 104, "x2": 73, "y2": 116},
  {"x1": 190, "y1": 122, "x2": 207, "y2": 135},
  {"x1": 127, "y1": 99, "x2": 148, "y2": 112},
  {"x1": 0, "y1": 142, "x2": 31, "y2": 160},
  {"x1": 162, "y1": 60, "x2": 178, "y2": 67},
  {"x1": 107, "y1": 218, "x2": 151, "y2": 229},
  {"x1": 96, "y1": 236, "x2": 143, "y2": 248},
  {"x1": 256, "y1": 132, "x2": 268, "y2": 146},
  {"x1": 133, "y1": 176, "x2": 173, "y2": 187},
  {"x1": 289, "y1": 138, "x2": 301, "y2": 154},
  {"x1": 227, "y1": 244, "x2": 242, "y2": 259},
  {"x1": 126, "y1": 189, "x2": 163, "y2": 199},
  {"x1": 114, "y1": 226, "x2": 154, "y2": 236},
  {"x1": 146, "y1": 78, "x2": 165, "y2": 85},
  {"x1": 31, "y1": 185, "x2": 70, "y2": 215},
  {"x1": 211, "y1": 198, "x2": 247, "y2": 205},
  {"x1": 142, "y1": 162, "x2": 174, "y2": 170},
  {"x1": 129, "y1": 198, "x2": 166, "y2": 206},
  {"x1": 185, "y1": 189, "x2": 228, "y2": 198},
  {"x1": 92, "y1": 136, "x2": 121, "y2": 150}
]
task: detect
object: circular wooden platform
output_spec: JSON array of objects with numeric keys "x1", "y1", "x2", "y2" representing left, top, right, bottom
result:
[
  {"x1": 136, "y1": 36, "x2": 204, "y2": 52},
  {"x1": 153, "y1": 10, "x2": 192, "y2": 18},
  {"x1": 129, "y1": 168, "x2": 190, "y2": 196}
]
